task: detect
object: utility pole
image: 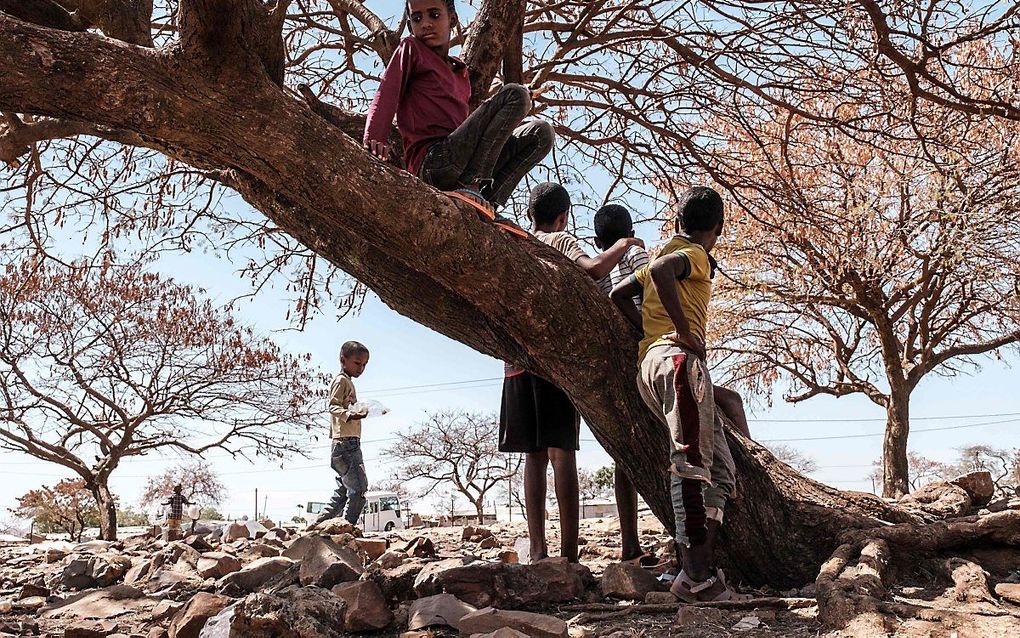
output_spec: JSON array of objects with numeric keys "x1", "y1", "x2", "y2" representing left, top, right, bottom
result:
[{"x1": 254, "y1": 488, "x2": 258, "y2": 521}]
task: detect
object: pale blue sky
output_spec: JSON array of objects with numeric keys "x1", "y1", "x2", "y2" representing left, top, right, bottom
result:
[{"x1": 2, "y1": 206, "x2": 1016, "y2": 525}]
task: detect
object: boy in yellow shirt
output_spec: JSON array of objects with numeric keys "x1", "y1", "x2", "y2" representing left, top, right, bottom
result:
[{"x1": 610, "y1": 187, "x2": 747, "y2": 602}]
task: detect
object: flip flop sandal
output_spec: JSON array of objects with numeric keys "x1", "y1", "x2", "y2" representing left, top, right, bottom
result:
[
  {"x1": 445, "y1": 190, "x2": 529, "y2": 238},
  {"x1": 621, "y1": 552, "x2": 664, "y2": 569},
  {"x1": 445, "y1": 189, "x2": 496, "y2": 220},
  {"x1": 670, "y1": 569, "x2": 752, "y2": 603}
]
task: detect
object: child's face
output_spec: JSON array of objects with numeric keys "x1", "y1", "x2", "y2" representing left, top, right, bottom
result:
[
  {"x1": 408, "y1": 0, "x2": 455, "y2": 52},
  {"x1": 341, "y1": 352, "x2": 370, "y2": 378}
]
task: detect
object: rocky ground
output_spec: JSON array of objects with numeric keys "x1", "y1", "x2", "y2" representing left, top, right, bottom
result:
[{"x1": 0, "y1": 503, "x2": 1017, "y2": 637}]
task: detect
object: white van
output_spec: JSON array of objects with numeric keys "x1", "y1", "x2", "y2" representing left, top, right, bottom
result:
[{"x1": 304, "y1": 491, "x2": 404, "y2": 532}]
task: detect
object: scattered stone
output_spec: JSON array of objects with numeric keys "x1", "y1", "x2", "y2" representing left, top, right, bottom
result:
[
  {"x1": 64, "y1": 620, "x2": 119, "y2": 637},
  {"x1": 400, "y1": 633, "x2": 434, "y2": 638},
  {"x1": 15, "y1": 596, "x2": 47, "y2": 610},
  {"x1": 470, "y1": 630, "x2": 529, "y2": 638},
  {"x1": 376, "y1": 549, "x2": 407, "y2": 569},
  {"x1": 497, "y1": 550, "x2": 518, "y2": 564},
  {"x1": 147, "y1": 628, "x2": 168, "y2": 638},
  {"x1": 223, "y1": 523, "x2": 249, "y2": 543},
  {"x1": 149, "y1": 599, "x2": 183, "y2": 621},
  {"x1": 332, "y1": 581, "x2": 393, "y2": 631},
  {"x1": 218, "y1": 557, "x2": 295, "y2": 594},
  {"x1": 356, "y1": 537, "x2": 388, "y2": 561},
  {"x1": 414, "y1": 557, "x2": 589, "y2": 608},
  {"x1": 368, "y1": 559, "x2": 426, "y2": 603},
  {"x1": 675, "y1": 606, "x2": 725, "y2": 627},
  {"x1": 457, "y1": 608, "x2": 568, "y2": 638},
  {"x1": 477, "y1": 537, "x2": 498, "y2": 550},
  {"x1": 404, "y1": 536, "x2": 438, "y2": 559},
  {"x1": 732, "y1": 615, "x2": 762, "y2": 631},
  {"x1": 282, "y1": 535, "x2": 363, "y2": 588},
  {"x1": 246, "y1": 544, "x2": 281, "y2": 558},
  {"x1": 168, "y1": 592, "x2": 231, "y2": 638},
  {"x1": 408, "y1": 593, "x2": 478, "y2": 631},
  {"x1": 61, "y1": 554, "x2": 133, "y2": 590},
  {"x1": 462, "y1": 526, "x2": 494, "y2": 542},
  {"x1": 995, "y1": 583, "x2": 1020, "y2": 605},
  {"x1": 644, "y1": 591, "x2": 677, "y2": 604},
  {"x1": 601, "y1": 562, "x2": 662, "y2": 600},
  {"x1": 19, "y1": 583, "x2": 50, "y2": 599},
  {"x1": 47, "y1": 548, "x2": 69, "y2": 564},
  {"x1": 196, "y1": 553, "x2": 241, "y2": 580},
  {"x1": 209, "y1": 587, "x2": 346, "y2": 637},
  {"x1": 314, "y1": 519, "x2": 360, "y2": 536},
  {"x1": 183, "y1": 536, "x2": 214, "y2": 553},
  {"x1": 952, "y1": 471, "x2": 995, "y2": 507},
  {"x1": 40, "y1": 585, "x2": 145, "y2": 620}
]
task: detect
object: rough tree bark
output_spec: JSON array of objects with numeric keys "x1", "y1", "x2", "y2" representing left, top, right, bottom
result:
[
  {"x1": 89, "y1": 480, "x2": 119, "y2": 541},
  {"x1": 884, "y1": 386, "x2": 912, "y2": 498},
  {"x1": 1, "y1": 2, "x2": 1016, "y2": 593}
]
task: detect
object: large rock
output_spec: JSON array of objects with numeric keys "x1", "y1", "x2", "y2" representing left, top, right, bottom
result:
[
  {"x1": 601, "y1": 563, "x2": 663, "y2": 601},
  {"x1": 332, "y1": 581, "x2": 393, "y2": 632},
  {"x1": 366, "y1": 560, "x2": 427, "y2": 603},
  {"x1": 199, "y1": 587, "x2": 346, "y2": 638},
  {"x1": 376, "y1": 549, "x2": 407, "y2": 569},
  {"x1": 413, "y1": 557, "x2": 589, "y2": 609},
  {"x1": 408, "y1": 594, "x2": 477, "y2": 631},
  {"x1": 196, "y1": 553, "x2": 241, "y2": 580},
  {"x1": 61, "y1": 555, "x2": 133, "y2": 590},
  {"x1": 223, "y1": 523, "x2": 249, "y2": 543},
  {"x1": 218, "y1": 557, "x2": 295, "y2": 593},
  {"x1": 40, "y1": 585, "x2": 145, "y2": 620},
  {"x1": 168, "y1": 593, "x2": 231, "y2": 638},
  {"x1": 457, "y1": 608, "x2": 568, "y2": 638},
  {"x1": 355, "y1": 538, "x2": 388, "y2": 561},
  {"x1": 952, "y1": 471, "x2": 996, "y2": 507},
  {"x1": 282, "y1": 535, "x2": 363, "y2": 588}
]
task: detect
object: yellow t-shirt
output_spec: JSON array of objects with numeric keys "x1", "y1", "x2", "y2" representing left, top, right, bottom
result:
[{"x1": 634, "y1": 236, "x2": 713, "y2": 363}]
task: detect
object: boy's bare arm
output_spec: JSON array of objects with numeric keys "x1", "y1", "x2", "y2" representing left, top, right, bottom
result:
[
  {"x1": 610, "y1": 276, "x2": 643, "y2": 332},
  {"x1": 577, "y1": 237, "x2": 645, "y2": 281},
  {"x1": 649, "y1": 253, "x2": 705, "y2": 360}
]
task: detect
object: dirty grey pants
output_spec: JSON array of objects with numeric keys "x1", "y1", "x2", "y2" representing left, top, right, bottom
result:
[
  {"x1": 323, "y1": 438, "x2": 368, "y2": 525},
  {"x1": 419, "y1": 83, "x2": 555, "y2": 206},
  {"x1": 637, "y1": 344, "x2": 736, "y2": 547}
]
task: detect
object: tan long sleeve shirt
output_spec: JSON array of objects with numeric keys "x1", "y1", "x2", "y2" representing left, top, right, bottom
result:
[{"x1": 328, "y1": 372, "x2": 361, "y2": 439}]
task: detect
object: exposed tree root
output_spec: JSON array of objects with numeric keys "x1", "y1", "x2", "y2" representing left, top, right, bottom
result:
[
  {"x1": 564, "y1": 598, "x2": 816, "y2": 624},
  {"x1": 840, "y1": 511, "x2": 1020, "y2": 550},
  {"x1": 944, "y1": 558, "x2": 999, "y2": 605}
]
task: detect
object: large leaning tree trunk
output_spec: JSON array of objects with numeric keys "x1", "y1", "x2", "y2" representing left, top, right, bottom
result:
[{"x1": 1, "y1": 1, "x2": 1017, "y2": 595}]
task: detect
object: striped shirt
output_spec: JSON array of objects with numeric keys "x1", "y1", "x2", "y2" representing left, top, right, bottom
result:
[{"x1": 603, "y1": 245, "x2": 650, "y2": 305}]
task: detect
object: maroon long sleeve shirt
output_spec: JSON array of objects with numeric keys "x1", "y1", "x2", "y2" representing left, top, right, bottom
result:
[{"x1": 363, "y1": 36, "x2": 471, "y2": 175}]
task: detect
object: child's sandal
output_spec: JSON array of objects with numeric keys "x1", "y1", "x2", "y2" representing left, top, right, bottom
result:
[
  {"x1": 446, "y1": 189, "x2": 495, "y2": 220},
  {"x1": 670, "y1": 568, "x2": 751, "y2": 603}
]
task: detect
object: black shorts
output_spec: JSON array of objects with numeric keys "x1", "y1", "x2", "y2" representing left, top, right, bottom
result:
[{"x1": 499, "y1": 371, "x2": 580, "y2": 453}]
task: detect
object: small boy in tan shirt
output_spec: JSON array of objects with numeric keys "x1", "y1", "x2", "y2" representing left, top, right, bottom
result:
[{"x1": 314, "y1": 341, "x2": 371, "y2": 525}]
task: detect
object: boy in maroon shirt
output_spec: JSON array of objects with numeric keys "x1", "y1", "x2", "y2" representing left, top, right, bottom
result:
[{"x1": 364, "y1": 0, "x2": 554, "y2": 229}]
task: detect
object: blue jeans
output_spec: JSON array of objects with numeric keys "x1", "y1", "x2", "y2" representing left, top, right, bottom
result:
[
  {"x1": 420, "y1": 83, "x2": 555, "y2": 207},
  {"x1": 323, "y1": 438, "x2": 368, "y2": 524}
]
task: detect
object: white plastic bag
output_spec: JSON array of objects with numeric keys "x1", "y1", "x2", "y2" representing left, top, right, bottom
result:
[
  {"x1": 185, "y1": 504, "x2": 202, "y2": 521},
  {"x1": 350, "y1": 400, "x2": 390, "y2": 418}
]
